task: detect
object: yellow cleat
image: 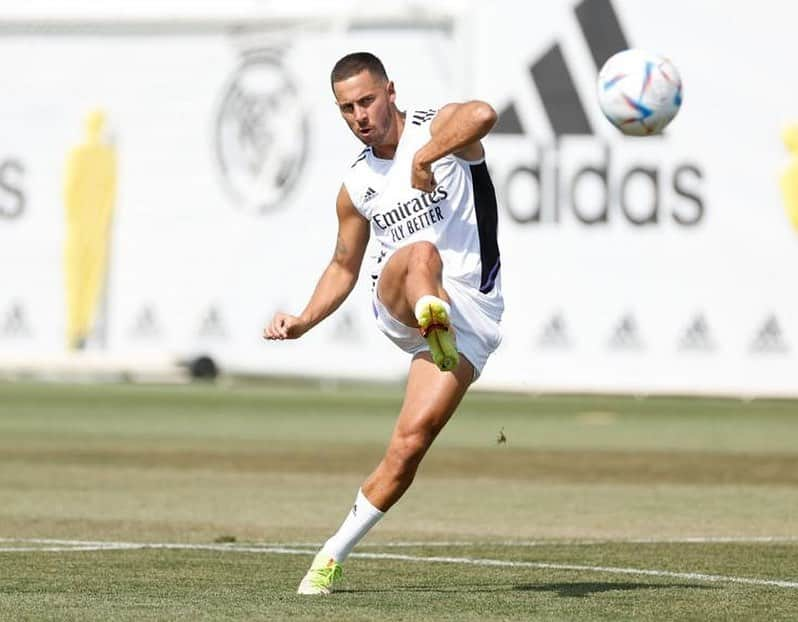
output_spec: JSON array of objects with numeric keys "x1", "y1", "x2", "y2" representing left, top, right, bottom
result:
[
  {"x1": 297, "y1": 551, "x2": 343, "y2": 595},
  {"x1": 415, "y1": 295, "x2": 459, "y2": 372}
]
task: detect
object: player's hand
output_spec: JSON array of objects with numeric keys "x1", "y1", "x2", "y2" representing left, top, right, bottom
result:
[
  {"x1": 411, "y1": 155, "x2": 436, "y2": 193},
  {"x1": 263, "y1": 313, "x2": 309, "y2": 340}
]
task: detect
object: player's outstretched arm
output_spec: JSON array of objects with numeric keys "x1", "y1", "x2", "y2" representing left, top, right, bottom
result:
[
  {"x1": 264, "y1": 185, "x2": 369, "y2": 340},
  {"x1": 411, "y1": 101, "x2": 497, "y2": 192}
]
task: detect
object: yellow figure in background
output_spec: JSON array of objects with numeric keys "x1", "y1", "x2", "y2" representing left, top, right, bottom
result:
[
  {"x1": 63, "y1": 109, "x2": 117, "y2": 350},
  {"x1": 780, "y1": 124, "x2": 798, "y2": 232}
]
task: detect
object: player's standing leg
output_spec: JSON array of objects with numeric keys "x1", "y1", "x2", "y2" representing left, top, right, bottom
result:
[
  {"x1": 297, "y1": 352, "x2": 473, "y2": 594},
  {"x1": 360, "y1": 351, "x2": 473, "y2": 508},
  {"x1": 297, "y1": 241, "x2": 472, "y2": 594}
]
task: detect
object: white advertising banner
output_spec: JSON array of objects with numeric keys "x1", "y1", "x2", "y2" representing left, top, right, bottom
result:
[
  {"x1": 0, "y1": 0, "x2": 797, "y2": 396},
  {"x1": 0, "y1": 24, "x2": 457, "y2": 380},
  {"x1": 476, "y1": 0, "x2": 798, "y2": 395}
]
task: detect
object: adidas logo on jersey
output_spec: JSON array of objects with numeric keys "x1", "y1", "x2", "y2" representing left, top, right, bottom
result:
[
  {"x1": 362, "y1": 187, "x2": 377, "y2": 203},
  {"x1": 411, "y1": 109, "x2": 436, "y2": 126}
]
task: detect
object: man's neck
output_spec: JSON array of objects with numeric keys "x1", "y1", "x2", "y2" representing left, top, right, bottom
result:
[{"x1": 372, "y1": 110, "x2": 406, "y2": 160}]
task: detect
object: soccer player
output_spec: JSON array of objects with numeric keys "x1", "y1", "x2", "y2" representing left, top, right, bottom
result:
[{"x1": 264, "y1": 52, "x2": 503, "y2": 595}]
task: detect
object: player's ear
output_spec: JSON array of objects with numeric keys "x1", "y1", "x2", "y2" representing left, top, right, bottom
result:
[{"x1": 386, "y1": 80, "x2": 396, "y2": 103}]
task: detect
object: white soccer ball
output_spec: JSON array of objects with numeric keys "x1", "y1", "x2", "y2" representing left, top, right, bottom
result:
[{"x1": 597, "y1": 48, "x2": 682, "y2": 137}]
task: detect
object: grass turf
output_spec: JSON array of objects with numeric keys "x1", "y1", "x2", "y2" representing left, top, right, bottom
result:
[{"x1": 0, "y1": 380, "x2": 797, "y2": 620}]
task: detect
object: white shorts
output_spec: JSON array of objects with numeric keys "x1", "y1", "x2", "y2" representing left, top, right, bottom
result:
[{"x1": 372, "y1": 275, "x2": 503, "y2": 379}]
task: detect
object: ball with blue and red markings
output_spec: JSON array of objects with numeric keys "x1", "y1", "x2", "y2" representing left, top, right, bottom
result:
[{"x1": 597, "y1": 48, "x2": 682, "y2": 137}]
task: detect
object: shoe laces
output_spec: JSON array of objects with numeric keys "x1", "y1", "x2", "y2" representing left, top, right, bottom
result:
[{"x1": 310, "y1": 561, "x2": 342, "y2": 588}]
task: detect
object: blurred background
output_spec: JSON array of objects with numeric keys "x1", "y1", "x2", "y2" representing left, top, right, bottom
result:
[
  {"x1": 1, "y1": 4, "x2": 797, "y2": 618},
  {"x1": 1, "y1": 0, "x2": 797, "y2": 398}
]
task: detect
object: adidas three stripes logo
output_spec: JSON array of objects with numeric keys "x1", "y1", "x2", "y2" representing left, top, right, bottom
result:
[
  {"x1": 411, "y1": 109, "x2": 436, "y2": 126},
  {"x1": 494, "y1": 0, "x2": 630, "y2": 137}
]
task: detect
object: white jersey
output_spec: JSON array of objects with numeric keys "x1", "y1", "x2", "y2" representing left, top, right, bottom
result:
[{"x1": 343, "y1": 107, "x2": 502, "y2": 309}]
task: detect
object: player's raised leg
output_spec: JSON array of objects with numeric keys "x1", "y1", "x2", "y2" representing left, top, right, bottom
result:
[
  {"x1": 377, "y1": 241, "x2": 459, "y2": 371},
  {"x1": 297, "y1": 352, "x2": 473, "y2": 594}
]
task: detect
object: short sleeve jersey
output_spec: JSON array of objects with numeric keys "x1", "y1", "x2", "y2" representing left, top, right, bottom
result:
[{"x1": 343, "y1": 108, "x2": 501, "y2": 296}]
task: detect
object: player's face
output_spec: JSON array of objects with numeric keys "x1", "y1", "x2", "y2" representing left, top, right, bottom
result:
[{"x1": 333, "y1": 70, "x2": 396, "y2": 148}]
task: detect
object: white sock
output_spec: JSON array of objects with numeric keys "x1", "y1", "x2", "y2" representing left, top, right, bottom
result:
[
  {"x1": 413, "y1": 295, "x2": 451, "y2": 322},
  {"x1": 320, "y1": 488, "x2": 384, "y2": 563}
]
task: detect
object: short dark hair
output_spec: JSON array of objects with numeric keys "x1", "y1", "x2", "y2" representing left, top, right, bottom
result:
[{"x1": 330, "y1": 52, "x2": 388, "y2": 90}]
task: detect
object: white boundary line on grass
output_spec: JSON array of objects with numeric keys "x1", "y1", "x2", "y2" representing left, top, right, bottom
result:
[
  {"x1": 1, "y1": 538, "x2": 797, "y2": 589},
  {"x1": 358, "y1": 536, "x2": 798, "y2": 547},
  {"x1": 4, "y1": 535, "x2": 798, "y2": 549},
  {"x1": 351, "y1": 551, "x2": 798, "y2": 589}
]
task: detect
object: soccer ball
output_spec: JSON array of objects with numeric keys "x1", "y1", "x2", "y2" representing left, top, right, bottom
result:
[{"x1": 597, "y1": 49, "x2": 682, "y2": 136}]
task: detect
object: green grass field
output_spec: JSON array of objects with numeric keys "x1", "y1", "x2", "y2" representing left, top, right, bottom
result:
[{"x1": 1, "y1": 380, "x2": 797, "y2": 620}]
